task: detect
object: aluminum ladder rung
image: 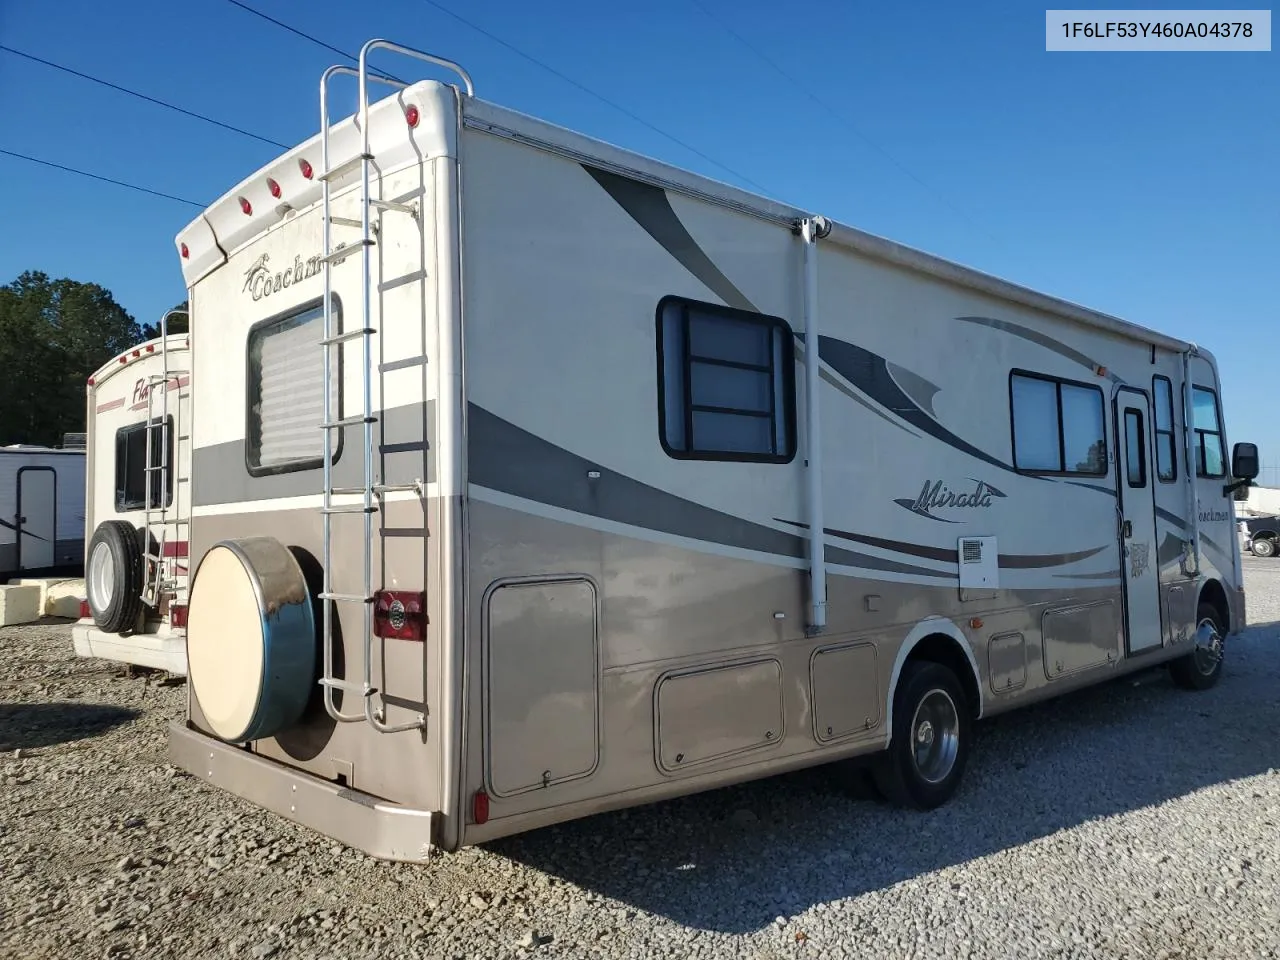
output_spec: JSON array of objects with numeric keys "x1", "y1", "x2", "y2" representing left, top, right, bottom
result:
[
  {"x1": 318, "y1": 678, "x2": 367, "y2": 694},
  {"x1": 321, "y1": 504, "x2": 379, "y2": 515},
  {"x1": 320, "y1": 327, "x2": 376, "y2": 346},
  {"x1": 328, "y1": 481, "x2": 421, "y2": 497},
  {"x1": 320, "y1": 153, "x2": 374, "y2": 182},
  {"x1": 318, "y1": 592, "x2": 374, "y2": 604},
  {"x1": 319, "y1": 239, "x2": 375, "y2": 265},
  {"x1": 368, "y1": 198, "x2": 417, "y2": 218},
  {"x1": 327, "y1": 216, "x2": 364, "y2": 229},
  {"x1": 321, "y1": 414, "x2": 378, "y2": 430}
]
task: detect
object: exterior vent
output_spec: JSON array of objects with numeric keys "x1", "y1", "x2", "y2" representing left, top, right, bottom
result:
[
  {"x1": 957, "y1": 536, "x2": 998, "y2": 600},
  {"x1": 60, "y1": 432, "x2": 87, "y2": 449}
]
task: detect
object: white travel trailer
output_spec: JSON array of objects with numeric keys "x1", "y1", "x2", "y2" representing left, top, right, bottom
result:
[
  {"x1": 0, "y1": 444, "x2": 85, "y2": 580},
  {"x1": 72, "y1": 321, "x2": 191, "y2": 674},
  {"x1": 168, "y1": 41, "x2": 1260, "y2": 860}
]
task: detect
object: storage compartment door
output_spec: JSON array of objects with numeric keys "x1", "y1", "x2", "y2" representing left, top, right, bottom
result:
[{"x1": 484, "y1": 578, "x2": 600, "y2": 798}]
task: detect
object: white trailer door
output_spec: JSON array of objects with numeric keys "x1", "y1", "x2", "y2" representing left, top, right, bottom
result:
[
  {"x1": 1115, "y1": 388, "x2": 1162, "y2": 653},
  {"x1": 17, "y1": 466, "x2": 56, "y2": 570}
]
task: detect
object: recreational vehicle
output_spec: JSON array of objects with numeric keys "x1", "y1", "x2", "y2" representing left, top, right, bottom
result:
[
  {"x1": 168, "y1": 40, "x2": 1259, "y2": 860},
  {"x1": 72, "y1": 322, "x2": 191, "y2": 674},
  {"x1": 0, "y1": 444, "x2": 85, "y2": 581}
]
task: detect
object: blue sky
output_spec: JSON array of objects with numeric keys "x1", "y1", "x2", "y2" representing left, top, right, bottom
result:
[{"x1": 1, "y1": 1, "x2": 1276, "y2": 479}]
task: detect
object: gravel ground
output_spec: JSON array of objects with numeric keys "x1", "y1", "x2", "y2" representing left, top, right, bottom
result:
[{"x1": 3, "y1": 559, "x2": 1279, "y2": 960}]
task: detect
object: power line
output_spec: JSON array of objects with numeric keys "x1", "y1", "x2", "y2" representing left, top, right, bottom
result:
[
  {"x1": 0, "y1": 45, "x2": 289, "y2": 150},
  {"x1": 221, "y1": 0, "x2": 405, "y2": 84},
  {"x1": 418, "y1": 0, "x2": 771, "y2": 194},
  {"x1": 223, "y1": 0, "x2": 770, "y2": 195},
  {"x1": 688, "y1": 0, "x2": 995, "y2": 238},
  {"x1": 0, "y1": 148, "x2": 207, "y2": 208}
]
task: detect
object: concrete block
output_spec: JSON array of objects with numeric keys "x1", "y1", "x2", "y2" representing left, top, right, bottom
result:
[
  {"x1": 7, "y1": 578, "x2": 85, "y2": 617},
  {"x1": 0, "y1": 584, "x2": 43, "y2": 626}
]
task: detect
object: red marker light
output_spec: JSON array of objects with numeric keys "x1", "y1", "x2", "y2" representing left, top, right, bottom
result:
[
  {"x1": 299, "y1": 158, "x2": 313, "y2": 179},
  {"x1": 131, "y1": 349, "x2": 140, "y2": 358},
  {"x1": 145, "y1": 344, "x2": 154, "y2": 353},
  {"x1": 118, "y1": 357, "x2": 127, "y2": 364},
  {"x1": 239, "y1": 196, "x2": 252, "y2": 216},
  {"x1": 180, "y1": 242, "x2": 189, "y2": 259},
  {"x1": 79, "y1": 599, "x2": 91, "y2": 620},
  {"x1": 87, "y1": 376, "x2": 95, "y2": 386},
  {"x1": 472, "y1": 789, "x2": 490, "y2": 825},
  {"x1": 405, "y1": 104, "x2": 420, "y2": 128},
  {"x1": 267, "y1": 177, "x2": 281, "y2": 199}
]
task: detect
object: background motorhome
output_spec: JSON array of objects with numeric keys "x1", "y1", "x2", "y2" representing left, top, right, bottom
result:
[
  {"x1": 167, "y1": 43, "x2": 1256, "y2": 860},
  {"x1": 71, "y1": 326, "x2": 191, "y2": 674},
  {"x1": 0, "y1": 444, "x2": 85, "y2": 582}
]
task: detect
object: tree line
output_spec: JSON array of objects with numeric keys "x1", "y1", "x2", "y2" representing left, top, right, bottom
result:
[{"x1": 0, "y1": 271, "x2": 186, "y2": 447}]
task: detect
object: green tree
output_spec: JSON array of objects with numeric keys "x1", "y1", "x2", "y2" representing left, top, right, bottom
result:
[
  {"x1": 139, "y1": 300, "x2": 189, "y2": 339},
  {"x1": 0, "y1": 271, "x2": 143, "y2": 446}
]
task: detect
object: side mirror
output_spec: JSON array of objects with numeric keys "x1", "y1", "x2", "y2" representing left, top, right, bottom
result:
[{"x1": 1232, "y1": 442, "x2": 1260, "y2": 481}]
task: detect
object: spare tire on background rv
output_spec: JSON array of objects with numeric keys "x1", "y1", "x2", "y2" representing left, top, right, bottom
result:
[{"x1": 85, "y1": 520, "x2": 145, "y2": 634}]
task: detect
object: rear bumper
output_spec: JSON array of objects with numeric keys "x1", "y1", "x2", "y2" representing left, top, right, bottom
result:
[
  {"x1": 72, "y1": 620, "x2": 188, "y2": 674},
  {"x1": 167, "y1": 721, "x2": 437, "y2": 862}
]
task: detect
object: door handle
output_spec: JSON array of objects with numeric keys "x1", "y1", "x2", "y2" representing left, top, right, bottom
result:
[{"x1": 1122, "y1": 520, "x2": 1133, "y2": 538}]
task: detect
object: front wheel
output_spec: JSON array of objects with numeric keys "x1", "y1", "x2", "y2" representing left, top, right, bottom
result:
[
  {"x1": 871, "y1": 660, "x2": 972, "y2": 810},
  {"x1": 1169, "y1": 601, "x2": 1226, "y2": 691},
  {"x1": 1252, "y1": 536, "x2": 1276, "y2": 559}
]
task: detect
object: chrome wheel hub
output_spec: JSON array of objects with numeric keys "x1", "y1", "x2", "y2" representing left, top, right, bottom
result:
[{"x1": 911, "y1": 688, "x2": 960, "y2": 784}]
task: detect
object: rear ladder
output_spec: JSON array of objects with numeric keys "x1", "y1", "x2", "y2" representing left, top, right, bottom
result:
[
  {"x1": 141, "y1": 310, "x2": 190, "y2": 613},
  {"x1": 315, "y1": 39, "x2": 473, "y2": 734}
]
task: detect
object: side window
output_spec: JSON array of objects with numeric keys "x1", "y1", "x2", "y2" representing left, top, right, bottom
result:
[
  {"x1": 1191, "y1": 385, "x2": 1226, "y2": 478},
  {"x1": 1010, "y1": 372, "x2": 1107, "y2": 475},
  {"x1": 247, "y1": 298, "x2": 341, "y2": 475},
  {"x1": 1152, "y1": 376, "x2": 1177, "y2": 482},
  {"x1": 656, "y1": 296, "x2": 796, "y2": 462},
  {"x1": 115, "y1": 417, "x2": 174, "y2": 512},
  {"x1": 1123, "y1": 408, "x2": 1146, "y2": 488}
]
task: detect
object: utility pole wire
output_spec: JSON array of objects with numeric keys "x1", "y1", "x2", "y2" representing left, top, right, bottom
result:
[
  {"x1": 0, "y1": 45, "x2": 289, "y2": 149},
  {"x1": 688, "y1": 0, "x2": 995, "y2": 238},
  {"x1": 0, "y1": 148, "x2": 208, "y2": 207}
]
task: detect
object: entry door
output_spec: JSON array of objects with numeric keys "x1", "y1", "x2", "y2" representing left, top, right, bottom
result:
[
  {"x1": 1115, "y1": 389, "x2": 1161, "y2": 653},
  {"x1": 17, "y1": 467, "x2": 56, "y2": 570}
]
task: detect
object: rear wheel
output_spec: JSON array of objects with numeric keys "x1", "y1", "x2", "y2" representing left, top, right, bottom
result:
[
  {"x1": 871, "y1": 660, "x2": 971, "y2": 810},
  {"x1": 86, "y1": 521, "x2": 145, "y2": 634},
  {"x1": 1251, "y1": 536, "x2": 1276, "y2": 559},
  {"x1": 1169, "y1": 601, "x2": 1225, "y2": 691}
]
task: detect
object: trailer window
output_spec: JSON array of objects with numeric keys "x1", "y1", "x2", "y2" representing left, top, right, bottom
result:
[
  {"x1": 1191, "y1": 385, "x2": 1225, "y2": 478},
  {"x1": 115, "y1": 416, "x2": 174, "y2": 512},
  {"x1": 656, "y1": 296, "x2": 796, "y2": 463},
  {"x1": 1009, "y1": 372, "x2": 1106, "y2": 475},
  {"x1": 1123, "y1": 409, "x2": 1147, "y2": 488},
  {"x1": 247, "y1": 298, "x2": 341, "y2": 475},
  {"x1": 1152, "y1": 376, "x2": 1177, "y2": 482}
]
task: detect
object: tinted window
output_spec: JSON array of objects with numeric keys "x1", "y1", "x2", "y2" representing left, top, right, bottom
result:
[
  {"x1": 1124, "y1": 409, "x2": 1146, "y2": 488},
  {"x1": 658, "y1": 297, "x2": 795, "y2": 462},
  {"x1": 1192, "y1": 386, "x2": 1225, "y2": 478},
  {"x1": 1010, "y1": 372, "x2": 1106, "y2": 476},
  {"x1": 1152, "y1": 376, "x2": 1176, "y2": 482},
  {"x1": 115, "y1": 417, "x2": 173, "y2": 512}
]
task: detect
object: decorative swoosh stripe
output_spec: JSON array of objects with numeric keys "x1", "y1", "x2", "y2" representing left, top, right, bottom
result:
[
  {"x1": 773, "y1": 518, "x2": 1108, "y2": 570},
  {"x1": 956, "y1": 316, "x2": 1121, "y2": 383},
  {"x1": 0, "y1": 516, "x2": 50, "y2": 542},
  {"x1": 468, "y1": 404, "x2": 953, "y2": 580},
  {"x1": 582, "y1": 164, "x2": 759, "y2": 313}
]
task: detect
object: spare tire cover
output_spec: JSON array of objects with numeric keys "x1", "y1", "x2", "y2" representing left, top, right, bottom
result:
[{"x1": 186, "y1": 537, "x2": 316, "y2": 743}]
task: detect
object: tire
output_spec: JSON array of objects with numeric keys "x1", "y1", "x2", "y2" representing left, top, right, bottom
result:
[
  {"x1": 1169, "y1": 600, "x2": 1226, "y2": 691},
  {"x1": 871, "y1": 660, "x2": 972, "y2": 810},
  {"x1": 85, "y1": 520, "x2": 145, "y2": 634},
  {"x1": 1251, "y1": 536, "x2": 1276, "y2": 559}
]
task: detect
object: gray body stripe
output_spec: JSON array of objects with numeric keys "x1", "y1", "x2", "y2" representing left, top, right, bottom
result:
[
  {"x1": 774, "y1": 518, "x2": 1108, "y2": 570},
  {"x1": 583, "y1": 164, "x2": 758, "y2": 313},
  {"x1": 192, "y1": 400, "x2": 435, "y2": 506},
  {"x1": 467, "y1": 404, "x2": 952, "y2": 580},
  {"x1": 956, "y1": 315, "x2": 1122, "y2": 383},
  {"x1": 1157, "y1": 507, "x2": 1188, "y2": 530}
]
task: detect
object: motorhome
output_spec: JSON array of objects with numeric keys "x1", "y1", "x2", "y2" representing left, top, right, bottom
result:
[
  {"x1": 167, "y1": 40, "x2": 1259, "y2": 860},
  {"x1": 0, "y1": 444, "x2": 85, "y2": 581},
  {"x1": 72, "y1": 322, "x2": 191, "y2": 674}
]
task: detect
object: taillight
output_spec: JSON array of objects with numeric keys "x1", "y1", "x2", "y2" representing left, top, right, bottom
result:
[
  {"x1": 373, "y1": 590, "x2": 425, "y2": 641},
  {"x1": 180, "y1": 242, "x2": 189, "y2": 259},
  {"x1": 405, "y1": 104, "x2": 420, "y2": 128},
  {"x1": 78, "y1": 599, "x2": 91, "y2": 619},
  {"x1": 472, "y1": 789, "x2": 489, "y2": 825},
  {"x1": 170, "y1": 604, "x2": 188, "y2": 629}
]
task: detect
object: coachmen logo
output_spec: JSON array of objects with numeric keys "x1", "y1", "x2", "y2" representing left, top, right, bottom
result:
[
  {"x1": 895, "y1": 478, "x2": 1007, "y2": 524},
  {"x1": 242, "y1": 252, "x2": 323, "y2": 302}
]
